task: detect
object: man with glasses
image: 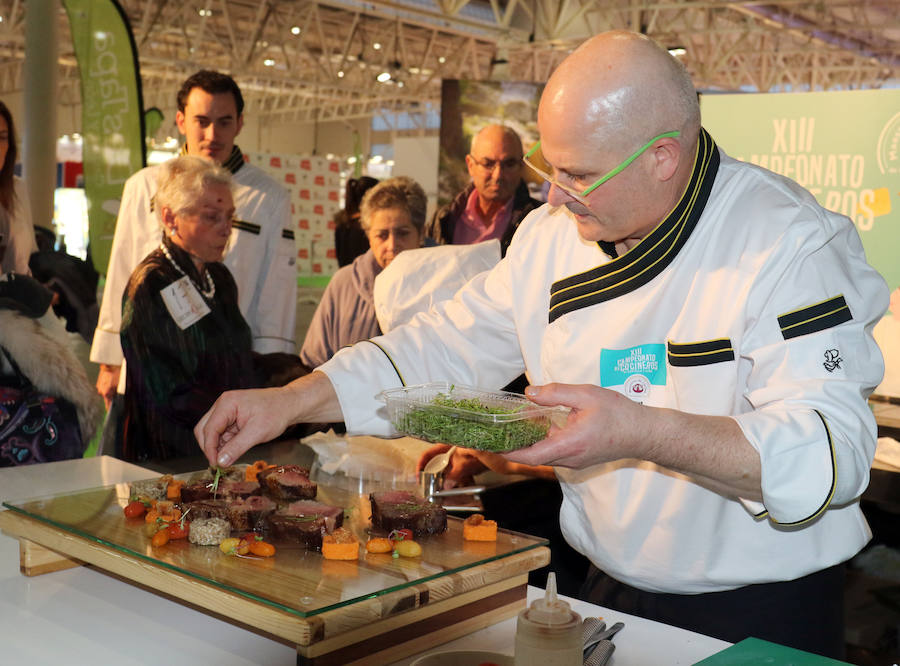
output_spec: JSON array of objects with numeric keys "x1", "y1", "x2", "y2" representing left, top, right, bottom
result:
[
  {"x1": 196, "y1": 31, "x2": 885, "y2": 658},
  {"x1": 426, "y1": 124, "x2": 540, "y2": 256}
]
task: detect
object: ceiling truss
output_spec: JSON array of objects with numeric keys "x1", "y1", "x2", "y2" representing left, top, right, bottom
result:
[{"x1": 0, "y1": 0, "x2": 896, "y2": 125}]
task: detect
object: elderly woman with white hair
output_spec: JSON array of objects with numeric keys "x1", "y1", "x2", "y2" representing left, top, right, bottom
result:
[
  {"x1": 119, "y1": 155, "x2": 260, "y2": 462},
  {"x1": 300, "y1": 176, "x2": 427, "y2": 369}
]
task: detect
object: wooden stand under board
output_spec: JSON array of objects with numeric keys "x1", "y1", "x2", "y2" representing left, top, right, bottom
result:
[{"x1": 0, "y1": 509, "x2": 548, "y2": 665}]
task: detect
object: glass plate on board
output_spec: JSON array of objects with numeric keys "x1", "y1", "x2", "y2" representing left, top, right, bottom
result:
[{"x1": 1, "y1": 471, "x2": 547, "y2": 619}]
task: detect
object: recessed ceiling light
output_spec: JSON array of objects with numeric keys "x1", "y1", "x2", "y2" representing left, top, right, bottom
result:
[
  {"x1": 437, "y1": 56, "x2": 446, "y2": 64},
  {"x1": 264, "y1": 58, "x2": 275, "y2": 67},
  {"x1": 337, "y1": 70, "x2": 345, "y2": 78},
  {"x1": 291, "y1": 26, "x2": 301, "y2": 35},
  {"x1": 373, "y1": 42, "x2": 382, "y2": 50},
  {"x1": 376, "y1": 71, "x2": 391, "y2": 83}
]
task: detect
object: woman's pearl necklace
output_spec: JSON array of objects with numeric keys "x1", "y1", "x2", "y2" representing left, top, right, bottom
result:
[{"x1": 159, "y1": 242, "x2": 216, "y2": 299}]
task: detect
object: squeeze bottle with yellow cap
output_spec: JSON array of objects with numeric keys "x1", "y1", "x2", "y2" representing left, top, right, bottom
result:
[{"x1": 513, "y1": 572, "x2": 582, "y2": 665}]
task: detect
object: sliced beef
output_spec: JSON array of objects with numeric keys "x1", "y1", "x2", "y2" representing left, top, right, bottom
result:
[
  {"x1": 266, "y1": 500, "x2": 345, "y2": 551},
  {"x1": 369, "y1": 491, "x2": 447, "y2": 536},
  {"x1": 267, "y1": 514, "x2": 327, "y2": 551},
  {"x1": 218, "y1": 480, "x2": 261, "y2": 499},
  {"x1": 182, "y1": 499, "x2": 231, "y2": 523},
  {"x1": 257, "y1": 465, "x2": 317, "y2": 501},
  {"x1": 180, "y1": 482, "x2": 213, "y2": 503},
  {"x1": 226, "y1": 495, "x2": 277, "y2": 531},
  {"x1": 282, "y1": 500, "x2": 345, "y2": 533}
]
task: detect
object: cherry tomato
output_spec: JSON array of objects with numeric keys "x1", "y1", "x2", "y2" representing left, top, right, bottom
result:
[
  {"x1": 166, "y1": 521, "x2": 190, "y2": 540},
  {"x1": 123, "y1": 500, "x2": 146, "y2": 519},
  {"x1": 389, "y1": 528, "x2": 414, "y2": 544},
  {"x1": 249, "y1": 540, "x2": 276, "y2": 557},
  {"x1": 151, "y1": 529, "x2": 170, "y2": 547}
]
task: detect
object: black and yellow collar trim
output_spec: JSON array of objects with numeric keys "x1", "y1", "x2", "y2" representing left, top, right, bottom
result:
[
  {"x1": 548, "y1": 128, "x2": 720, "y2": 324},
  {"x1": 179, "y1": 143, "x2": 245, "y2": 175}
]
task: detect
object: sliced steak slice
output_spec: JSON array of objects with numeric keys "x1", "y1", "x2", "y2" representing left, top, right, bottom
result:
[
  {"x1": 282, "y1": 500, "x2": 345, "y2": 534},
  {"x1": 182, "y1": 499, "x2": 231, "y2": 523},
  {"x1": 257, "y1": 464, "x2": 317, "y2": 501},
  {"x1": 266, "y1": 500, "x2": 345, "y2": 551},
  {"x1": 180, "y1": 482, "x2": 213, "y2": 503},
  {"x1": 369, "y1": 491, "x2": 447, "y2": 536},
  {"x1": 227, "y1": 495, "x2": 277, "y2": 532},
  {"x1": 218, "y1": 480, "x2": 261, "y2": 499},
  {"x1": 267, "y1": 513, "x2": 328, "y2": 551}
]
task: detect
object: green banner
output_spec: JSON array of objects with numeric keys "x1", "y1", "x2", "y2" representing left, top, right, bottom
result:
[
  {"x1": 63, "y1": 0, "x2": 145, "y2": 275},
  {"x1": 701, "y1": 89, "x2": 900, "y2": 291}
]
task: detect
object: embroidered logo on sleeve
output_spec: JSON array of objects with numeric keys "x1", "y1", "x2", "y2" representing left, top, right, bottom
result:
[{"x1": 823, "y1": 349, "x2": 843, "y2": 372}]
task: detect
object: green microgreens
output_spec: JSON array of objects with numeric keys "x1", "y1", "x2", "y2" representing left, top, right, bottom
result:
[
  {"x1": 394, "y1": 392, "x2": 549, "y2": 452},
  {"x1": 176, "y1": 507, "x2": 191, "y2": 529}
]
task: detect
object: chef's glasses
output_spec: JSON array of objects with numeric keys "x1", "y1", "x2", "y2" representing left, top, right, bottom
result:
[{"x1": 523, "y1": 130, "x2": 680, "y2": 204}]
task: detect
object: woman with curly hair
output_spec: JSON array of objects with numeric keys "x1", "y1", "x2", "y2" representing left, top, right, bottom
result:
[{"x1": 300, "y1": 176, "x2": 427, "y2": 369}]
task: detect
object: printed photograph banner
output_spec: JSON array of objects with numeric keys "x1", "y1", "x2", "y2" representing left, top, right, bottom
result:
[
  {"x1": 702, "y1": 90, "x2": 900, "y2": 394},
  {"x1": 63, "y1": 0, "x2": 145, "y2": 275}
]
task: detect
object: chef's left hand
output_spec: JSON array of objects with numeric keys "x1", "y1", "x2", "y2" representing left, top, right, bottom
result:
[{"x1": 504, "y1": 383, "x2": 644, "y2": 469}]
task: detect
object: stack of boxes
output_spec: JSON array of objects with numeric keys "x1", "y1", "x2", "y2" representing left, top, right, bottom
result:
[{"x1": 245, "y1": 152, "x2": 345, "y2": 277}]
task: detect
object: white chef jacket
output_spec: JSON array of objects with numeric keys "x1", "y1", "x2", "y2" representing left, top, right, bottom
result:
[
  {"x1": 91, "y1": 149, "x2": 297, "y2": 392},
  {"x1": 320, "y1": 130, "x2": 888, "y2": 594},
  {"x1": 373, "y1": 239, "x2": 501, "y2": 333}
]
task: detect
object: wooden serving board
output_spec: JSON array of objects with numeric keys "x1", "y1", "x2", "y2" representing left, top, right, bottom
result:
[{"x1": 0, "y1": 479, "x2": 549, "y2": 665}]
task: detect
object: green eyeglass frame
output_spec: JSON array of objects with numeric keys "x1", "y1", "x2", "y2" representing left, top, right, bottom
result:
[{"x1": 523, "y1": 130, "x2": 681, "y2": 202}]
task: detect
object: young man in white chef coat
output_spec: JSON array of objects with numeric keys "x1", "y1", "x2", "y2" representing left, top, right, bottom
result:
[
  {"x1": 195, "y1": 32, "x2": 887, "y2": 658},
  {"x1": 91, "y1": 71, "x2": 297, "y2": 454}
]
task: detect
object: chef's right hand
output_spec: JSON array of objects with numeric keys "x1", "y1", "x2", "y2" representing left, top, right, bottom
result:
[
  {"x1": 195, "y1": 387, "x2": 294, "y2": 468},
  {"x1": 96, "y1": 364, "x2": 121, "y2": 410},
  {"x1": 195, "y1": 371, "x2": 344, "y2": 468}
]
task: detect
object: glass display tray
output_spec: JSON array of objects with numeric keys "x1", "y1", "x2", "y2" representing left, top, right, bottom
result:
[{"x1": 1, "y1": 473, "x2": 548, "y2": 620}]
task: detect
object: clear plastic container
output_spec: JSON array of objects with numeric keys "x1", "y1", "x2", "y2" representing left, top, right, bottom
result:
[{"x1": 378, "y1": 382, "x2": 568, "y2": 452}]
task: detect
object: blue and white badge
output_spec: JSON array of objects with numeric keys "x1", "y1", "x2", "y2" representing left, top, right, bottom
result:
[{"x1": 600, "y1": 344, "x2": 666, "y2": 402}]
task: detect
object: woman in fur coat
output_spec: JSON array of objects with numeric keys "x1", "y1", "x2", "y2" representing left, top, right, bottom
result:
[{"x1": 0, "y1": 273, "x2": 103, "y2": 465}]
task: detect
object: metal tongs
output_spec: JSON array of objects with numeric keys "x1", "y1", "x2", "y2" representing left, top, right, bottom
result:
[{"x1": 581, "y1": 617, "x2": 624, "y2": 666}]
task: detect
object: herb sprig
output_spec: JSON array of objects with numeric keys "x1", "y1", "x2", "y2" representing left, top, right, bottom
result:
[{"x1": 206, "y1": 467, "x2": 224, "y2": 498}]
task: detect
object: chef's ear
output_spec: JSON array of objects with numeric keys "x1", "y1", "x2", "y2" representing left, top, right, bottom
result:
[{"x1": 651, "y1": 136, "x2": 681, "y2": 182}]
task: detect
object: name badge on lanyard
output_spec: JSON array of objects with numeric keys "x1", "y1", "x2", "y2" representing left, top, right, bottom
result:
[{"x1": 160, "y1": 276, "x2": 211, "y2": 329}]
